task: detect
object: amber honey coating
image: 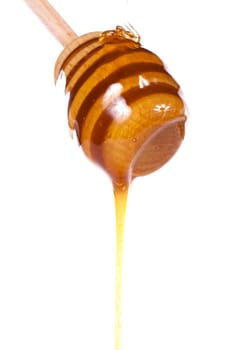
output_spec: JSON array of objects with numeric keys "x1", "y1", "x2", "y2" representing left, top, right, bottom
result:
[{"x1": 55, "y1": 27, "x2": 187, "y2": 185}]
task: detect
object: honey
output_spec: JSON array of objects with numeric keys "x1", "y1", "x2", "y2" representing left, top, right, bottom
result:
[
  {"x1": 114, "y1": 183, "x2": 128, "y2": 350},
  {"x1": 55, "y1": 26, "x2": 187, "y2": 350}
]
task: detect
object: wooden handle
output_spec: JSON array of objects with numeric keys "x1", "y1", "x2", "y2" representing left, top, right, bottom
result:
[{"x1": 24, "y1": 0, "x2": 78, "y2": 47}]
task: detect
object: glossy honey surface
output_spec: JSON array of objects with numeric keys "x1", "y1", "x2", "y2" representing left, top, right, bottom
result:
[{"x1": 55, "y1": 26, "x2": 187, "y2": 186}]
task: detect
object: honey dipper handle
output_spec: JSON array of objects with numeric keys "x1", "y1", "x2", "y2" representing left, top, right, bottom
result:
[{"x1": 24, "y1": 0, "x2": 78, "y2": 47}]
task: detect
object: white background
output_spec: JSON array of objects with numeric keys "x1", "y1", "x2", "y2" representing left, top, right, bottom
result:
[{"x1": 0, "y1": 1, "x2": 233, "y2": 349}]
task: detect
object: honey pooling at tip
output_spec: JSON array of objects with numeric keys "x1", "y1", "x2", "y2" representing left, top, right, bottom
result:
[{"x1": 55, "y1": 26, "x2": 187, "y2": 187}]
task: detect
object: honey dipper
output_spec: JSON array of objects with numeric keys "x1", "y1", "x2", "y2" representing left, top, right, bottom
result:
[{"x1": 24, "y1": 1, "x2": 187, "y2": 349}]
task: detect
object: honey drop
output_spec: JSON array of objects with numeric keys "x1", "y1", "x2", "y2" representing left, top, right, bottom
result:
[{"x1": 55, "y1": 26, "x2": 187, "y2": 350}]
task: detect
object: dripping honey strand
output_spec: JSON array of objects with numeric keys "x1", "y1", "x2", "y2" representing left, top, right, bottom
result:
[{"x1": 114, "y1": 185, "x2": 128, "y2": 350}]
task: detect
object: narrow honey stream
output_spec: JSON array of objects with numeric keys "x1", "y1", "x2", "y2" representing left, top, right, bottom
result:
[{"x1": 113, "y1": 184, "x2": 129, "y2": 350}]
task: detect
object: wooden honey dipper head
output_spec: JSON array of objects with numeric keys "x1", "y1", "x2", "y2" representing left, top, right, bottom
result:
[{"x1": 55, "y1": 26, "x2": 187, "y2": 186}]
